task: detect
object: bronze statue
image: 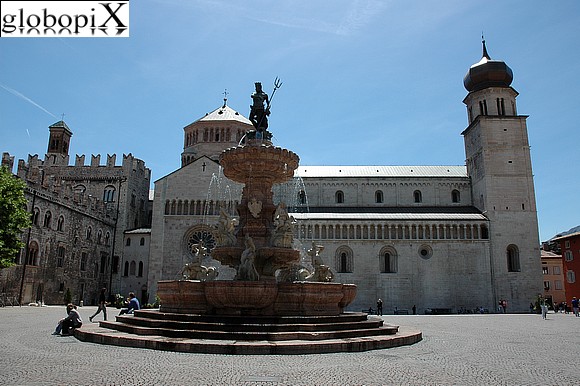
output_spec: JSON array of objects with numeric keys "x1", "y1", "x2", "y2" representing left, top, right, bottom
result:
[
  {"x1": 249, "y1": 82, "x2": 270, "y2": 131},
  {"x1": 248, "y1": 78, "x2": 282, "y2": 135}
]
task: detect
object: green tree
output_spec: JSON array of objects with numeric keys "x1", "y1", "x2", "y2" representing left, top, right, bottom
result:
[{"x1": 0, "y1": 166, "x2": 31, "y2": 268}]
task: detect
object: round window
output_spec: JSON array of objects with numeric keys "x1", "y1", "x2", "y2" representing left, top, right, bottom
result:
[{"x1": 418, "y1": 245, "x2": 433, "y2": 260}]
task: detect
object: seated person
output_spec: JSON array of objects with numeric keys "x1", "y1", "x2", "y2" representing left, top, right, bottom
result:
[
  {"x1": 53, "y1": 304, "x2": 82, "y2": 335},
  {"x1": 119, "y1": 292, "x2": 140, "y2": 315}
]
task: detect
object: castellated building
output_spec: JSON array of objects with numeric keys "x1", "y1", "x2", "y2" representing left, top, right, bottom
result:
[
  {"x1": 149, "y1": 42, "x2": 542, "y2": 313},
  {"x1": 1, "y1": 120, "x2": 151, "y2": 305}
]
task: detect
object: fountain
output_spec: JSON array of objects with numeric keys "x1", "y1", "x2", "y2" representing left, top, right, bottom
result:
[{"x1": 75, "y1": 81, "x2": 422, "y2": 354}]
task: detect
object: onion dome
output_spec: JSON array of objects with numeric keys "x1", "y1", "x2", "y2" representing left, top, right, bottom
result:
[{"x1": 463, "y1": 39, "x2": 513, "y2": 92}]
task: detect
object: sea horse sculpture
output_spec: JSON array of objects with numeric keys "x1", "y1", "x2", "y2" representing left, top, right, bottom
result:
[
  {"x1": 181, "y1": 242, "x2": 218, "y2": 281},
  {"x1": 304, "y1": 241, "x2": 335, "y2": 282}
]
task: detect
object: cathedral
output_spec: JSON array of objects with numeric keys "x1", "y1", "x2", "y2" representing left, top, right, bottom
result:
[{"x1": 148, "y1": 41, "x2": 542, "y2": 313}]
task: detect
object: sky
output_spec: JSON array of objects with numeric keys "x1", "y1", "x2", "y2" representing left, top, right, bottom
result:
[{"x1": 0, "y1": 0, "x2": 578, "y2": 242}]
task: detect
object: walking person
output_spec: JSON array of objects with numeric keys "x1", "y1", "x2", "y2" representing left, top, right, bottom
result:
[
  {"x1": 376, "y1": 299, "x2": 383, "y2": 316},
  {"x1": 89, "y1": 288, "x2": 107, "y2": 322},
  {"x1": 572, "y1": 297, "x2": 579, "y2": 317},
  {"x1": 540, "y1": 298, "x2": 549, "y2": 320}
]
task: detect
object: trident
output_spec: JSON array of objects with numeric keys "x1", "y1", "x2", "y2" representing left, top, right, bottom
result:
[
  {"x1": 256, "y1": 77, "x2": 282, "y2": 132},
  {"x1": 266, "y1": 77, "x2": 283, "y2": 113}
]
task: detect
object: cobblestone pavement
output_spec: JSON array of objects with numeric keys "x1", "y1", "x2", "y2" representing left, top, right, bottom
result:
[{"x1": 0, "y1": 306, "x2": 578, "y2": 385}]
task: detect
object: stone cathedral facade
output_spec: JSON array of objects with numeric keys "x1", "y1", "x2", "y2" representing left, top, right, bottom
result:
[{"x1": 148, "y1": 43, "x2": 542, "y2": 313}]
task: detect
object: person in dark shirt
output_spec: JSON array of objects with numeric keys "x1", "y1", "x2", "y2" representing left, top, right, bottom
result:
[{"x1": 89, "y1": 288, "x2": 107, "y2": 322}]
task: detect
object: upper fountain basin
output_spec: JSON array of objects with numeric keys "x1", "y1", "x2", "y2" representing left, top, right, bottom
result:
[{"x1": 219, "y1": 144, "x2": 300, "y2": 184}]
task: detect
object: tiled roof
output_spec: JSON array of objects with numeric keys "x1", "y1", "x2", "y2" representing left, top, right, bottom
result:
[
  {"x1": 552, "y1": 231, "x2": 580, "y2": 241},
  {"x1": 191, "y1": 105, "x2": 252, "y2": 125},
  {"x1": 124, "y1": 228, "x2": 151, "y2": 234},
  {"x1": 292, "y1": 212, "x2": 487, "y2": 221},
  {"x1": 295, "y1": 165, "x2": 467, "y2": 178}
]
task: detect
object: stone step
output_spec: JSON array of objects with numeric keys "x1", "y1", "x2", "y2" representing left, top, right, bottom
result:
[
  {"x1": 75, "y1": 324, "x2": 422, "y2": 355},
  {"x1": 115, "y1": 315, "x2": 385, "y2": 333},
  {"x1": 98, "y1": 320, "x2": 399, "y2": 341},
  {"x1": 133, "y1": 309, "x2": 370, "y2": 324}
]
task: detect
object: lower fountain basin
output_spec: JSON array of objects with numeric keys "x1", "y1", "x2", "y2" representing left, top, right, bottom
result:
[{"x1": 158, "y1": 280, "x2": 357, "y2": 316}]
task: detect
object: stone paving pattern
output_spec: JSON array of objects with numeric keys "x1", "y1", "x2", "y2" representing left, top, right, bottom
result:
[{"x1": 0, "y1": 306, "x2": 578, "y2": 385}]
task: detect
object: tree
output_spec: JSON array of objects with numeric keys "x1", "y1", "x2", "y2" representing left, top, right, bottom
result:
[{"x1": 0, "y1": 166, "x2": 31, "y2": 268}]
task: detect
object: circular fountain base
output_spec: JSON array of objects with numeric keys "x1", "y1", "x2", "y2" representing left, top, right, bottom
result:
[
  {"x1": 157, "y1": 280, "x2": 357, "y2": 316},
  {"x1": 75, "y1": 310, "x2": 422, "y2": 354}
]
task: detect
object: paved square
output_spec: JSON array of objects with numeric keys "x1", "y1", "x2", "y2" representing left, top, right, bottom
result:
[{"x1": 0, "y1": 306, "x2": 578, "y2": 385}]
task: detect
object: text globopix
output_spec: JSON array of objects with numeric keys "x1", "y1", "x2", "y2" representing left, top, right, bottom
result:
[{"x1": 1, "y1": 1, "x2": 130, "y2": 37}]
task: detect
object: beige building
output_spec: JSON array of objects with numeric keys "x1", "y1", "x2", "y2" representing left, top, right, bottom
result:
[
  {"x1": 540, "y1": 249, "x2": 565, "y2": 307},
  {"x1": 148, "y1": 42, "x2": 542, "y2": 313}
]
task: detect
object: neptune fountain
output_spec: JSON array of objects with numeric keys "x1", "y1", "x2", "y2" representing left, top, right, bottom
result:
[{"x1": 75, "y1": 81, "x2": 422, "y2": 354}]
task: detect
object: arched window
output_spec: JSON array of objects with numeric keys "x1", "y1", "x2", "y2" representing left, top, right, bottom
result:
[
  {"x1": 335, "y1": 190, "x2": 344, "y2": 204},
  {"x1": 140, "y1": 237, "x2": 145, "y2": 246},
  {"x1": 375, "y1": 190, "x2": 384, "y2": 204},
  {"x1": 126, "y1": 237, "x2": 131, "y2": 246},
  {"x1": 105, "y1": 232, "x2": 110, "y2": 246},
  {"x1": 413, "y1": 190, "x2": 422, "y2": 203},
  {"x1": 123, "y1": 261, "x2": 129, "y2": 276},
  {"x1": 27, "y1": 241, "x2": 39, "y2": 265},
  {"x1": 97, "y1": 229, "x2": 103, "y2": 244},
  {"x1": 380, "y1": 247, "x2": 397, "y2": 273},
  {"x1": 86, "y1": 226, "x2": 92, "y2": 240},
  {"x1": 480, "y1": 224, "x2": 489, "y2": 239},
  {"x1": 452, "y1": 189, "x2": 460, "y2": 203},
  {"x1": 335, "y1": 246, "x2": 353, "y2": 273},
  {"x1": 103, "y1": 185, "x2": 116, "y2": 202},
  {"x1": 298, "y1": 190, "x2": 306, "y2": 205},
  {"x1": 57, "y1": 216, "x2": 64, "y2": 232},
  {"x1": 32, "y1": 208, "x2": 40, "y2": 225},
  {"x1": 43, "y1": 211, "x2": 52, "y2": 228},
  {"x1": 129, "y1": 260, "x2": 136, "y2": 276},
  {"x1": 80, "y1": 252, "x2": 87, "y2": 271},
  {"x1": 507, "y1": 244, "x2": 520, "y2": 272},
  {"x1": 138, "y1": 261, "x2": 144, "y2": 277},
  {"x1": 57, "y1": 246, "x2": 65, "y2": 267}
]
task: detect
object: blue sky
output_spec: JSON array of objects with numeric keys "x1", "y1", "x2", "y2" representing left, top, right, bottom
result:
[{"x1": 0, "y1": 0, "x2": 578, "y2": 242}]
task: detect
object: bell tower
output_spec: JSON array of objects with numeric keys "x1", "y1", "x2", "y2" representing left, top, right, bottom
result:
[
  {"x1": 47, "y1": 120, "x2": 72, "y2": 157},
  {"x1": 462, "y1": 39, "x2": 542, "y2": 312}
]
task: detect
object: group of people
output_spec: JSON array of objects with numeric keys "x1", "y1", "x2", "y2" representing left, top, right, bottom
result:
[{"x1": 52, "y1": 289, "x2": 140, "y2": 336}]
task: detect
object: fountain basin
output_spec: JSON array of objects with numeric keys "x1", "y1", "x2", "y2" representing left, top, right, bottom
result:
[
  {"x1": 158, "y1": 280, "x2": 357, "y2": 316},
  {"x1": 205, "y1": 281, "x2": 278, "y2": 313}
]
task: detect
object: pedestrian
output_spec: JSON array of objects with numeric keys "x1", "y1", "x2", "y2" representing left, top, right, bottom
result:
[
  {"x1": 376, "y1": 299, "x2": 383, "y2": 316},
  {"x1": 572, "y1": 297, "x2": 579, "y2": 317},
  {"x1": 89, "y1": 288, "x2": 107, "y2": 322},
  {"x1": 540, "y1": 298, "x2": 548, "y2": 320},
  {"x1": 412, "y1": 305, "x2": 417, "y2": 315},
  {"x1": 119, "y1": 292, "x2": 140, "y2": 315},
  {"x1": 52, "y1": 303, "x2": 82, "y2": 335}
]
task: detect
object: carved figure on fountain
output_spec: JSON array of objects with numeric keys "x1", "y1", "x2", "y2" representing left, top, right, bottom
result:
[
  {"x1": 304, "y1": 241, "x2": 335, "y2": 282},
  {"x1": 215, "y1": 208, "x2": 237, "y2": 247},
  {"x1": 181, "y1": 242, "x2": 219, "y2": 281},
  {"x1": 236, "y1": 235, "x2": 260, "y2": 281},
  {"x1": 270, "y1": 202, "x2": 296, "y2": 248}
]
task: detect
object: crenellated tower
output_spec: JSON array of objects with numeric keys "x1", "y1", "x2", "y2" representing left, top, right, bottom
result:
[{"x1": 462, "y1": 39, "x2": 542, "y2": 311}]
